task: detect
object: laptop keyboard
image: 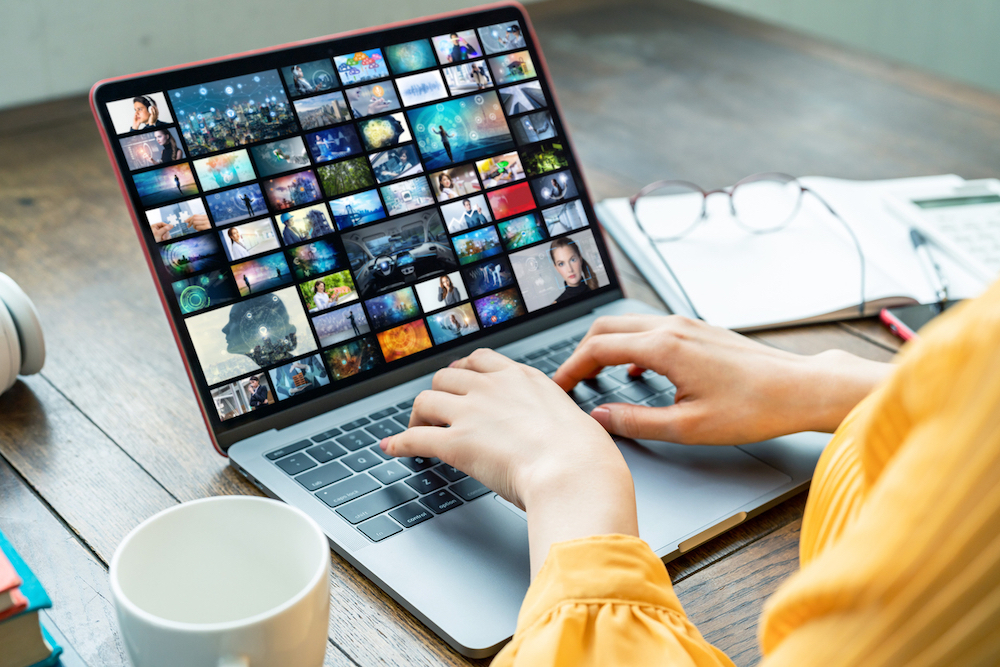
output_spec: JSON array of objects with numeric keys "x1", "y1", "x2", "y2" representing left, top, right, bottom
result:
[{"x1": 264, "y1": 332, "x2": 677, "y2": 544}]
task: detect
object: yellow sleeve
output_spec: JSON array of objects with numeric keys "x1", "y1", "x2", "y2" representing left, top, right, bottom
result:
[{"x1": 492, "y1": 534, "x2": 734, "y2": 667}]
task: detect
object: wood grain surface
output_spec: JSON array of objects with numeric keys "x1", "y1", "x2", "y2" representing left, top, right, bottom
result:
[{"x1": 2, "y1": 0, "x2": 996, "y2": 665}]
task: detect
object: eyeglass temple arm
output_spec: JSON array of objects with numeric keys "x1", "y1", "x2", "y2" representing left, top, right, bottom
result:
[{"x1": 803, "y1": 187, "x2": 867, "y2": 317}]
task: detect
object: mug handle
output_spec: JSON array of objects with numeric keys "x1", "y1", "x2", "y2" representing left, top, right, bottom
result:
[{"x1": 218, "y1": 657, "x2": 249, "y2": 667}]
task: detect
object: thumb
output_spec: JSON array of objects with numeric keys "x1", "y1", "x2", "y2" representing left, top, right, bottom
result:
[{"x1": 590, "y1": 402, "x2": 697, "y2": 444}]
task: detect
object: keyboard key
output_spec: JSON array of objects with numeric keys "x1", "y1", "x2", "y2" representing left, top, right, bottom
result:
[
  {"x1": 393, "y1": 411, "x2": 412, "y2": 428},
  {"x1": 580, "y1": 400, "x2": 602, "y2": 413},
  {"x1": 397, "y1": 456, "x2": 440, "y2": 472},
  {"x1": 341, "y1": 451, "x2": 381, "y2": 472},
  {"x1": 275, "y1": 453, "x2": 316, "y2": 475},
  {"x1": 340, "y1": 417, "x2": 371, "y2": 432},
  {"x1": 369, "y1": 461, "x2": 411, "y2": 485},
  {"x1": 316, "y1": 475, "x2": 380, "y2": 508},
  {"x1": 549, "y1": 339, "x2": 575, "y2": 351},
  {"x1": 295, "y1": 461, "x2": 352, "y2": 492},
  {"x1": 534, "y1": 358, "x2": 558, "y2": 374},
  {"x1": 435, "y1": 464, "x2": 467, "y2": 482},
  {"x1": 310, "y1": 429, "x2": 341, "y2": 443},
  {"x1": 336, "y1": 430, "x2": 376, "y2": 451},
  {"x1": 583, "y1": 376, "x2": 621, "y2": 395},
  {"x1": 605, "y1": 366, "x2": 634, "y2": 384},
  {"x1": 366, "y1": 419, "x2": 405, "y2": 439},
  {"x1": 451, "y1": 477, "x2": 492, "y2": 501},
  {"x1": 306, "y1": 442, "x2": 347, "y2": 463},
  {"x1": 642, "y1": 373, "x2": 675, "y2": 392},
  {"x1": 420, "y1": 489, "x2": 463, "y2": 514},
  {"x1": 357, "y1": 516, "x2": 402, "y2": 542},
  {"x1": 396, "y1": 399, "x2": 415, "y2": 410},
  {"x1": 549, "y1": 349, "x2": 573, "y2": 365},
  {"x1": 389, "y1": 502, "x2": 434, "y2": 528},
  {"x1": 617, "y1": 382, "x2": 655, "y2": 403},
  {"x1": 369, "y1": 407, "x2": 397, "y2": 421},
  {"x1": 646, "y1": 391, "x2": 676, "y2": 408},
  {"x1": 569, "y1": 384, "x2": 600, "y2": 404},
  {"x1": 266, "y1": 440, "x2": 312, "y2": 460},
  {"x1": 405, "y1": 471, "x2": 447, "y2": 494},
  {"x1": 369, "y1": 444, "x2": 392, "y2": 460},
  {"x1": 336, "y1": 483, "x2": 419, "y2": 524},
  {"x1": 524, "y1": 349, "x2": 549, "y2": 360}
]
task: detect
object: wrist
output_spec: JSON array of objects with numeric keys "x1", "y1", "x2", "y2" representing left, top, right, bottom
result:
[{"x1": 802, "y1": 350, "x2": 893, "y2": 432}]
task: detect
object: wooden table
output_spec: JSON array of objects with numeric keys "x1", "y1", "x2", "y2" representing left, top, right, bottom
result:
[{"x1": 2, "y1": 0, "x2": 997, "y2": 664}]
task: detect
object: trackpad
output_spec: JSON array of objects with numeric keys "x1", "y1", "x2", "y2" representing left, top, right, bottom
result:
[{"x1": 623, "y1": 438, "x2": 791, "y2": 553}]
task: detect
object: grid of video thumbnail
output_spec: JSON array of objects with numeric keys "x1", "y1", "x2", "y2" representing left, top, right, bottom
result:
[{"x1": 108, "y1": 19, "x2": 612, "y2": 425}]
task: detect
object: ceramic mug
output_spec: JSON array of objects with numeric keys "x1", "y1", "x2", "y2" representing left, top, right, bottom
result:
[{"x1": 110, "y1": 496, "x2": 330, "y2": 667}]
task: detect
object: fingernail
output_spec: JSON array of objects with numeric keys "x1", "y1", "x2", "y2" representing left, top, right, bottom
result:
[
  {"x1": 379, "y1": 438, "x2": 389, "y2": 451},
  {"x1": 591, "y1": 406, "x2": 611, "y2": 429}
]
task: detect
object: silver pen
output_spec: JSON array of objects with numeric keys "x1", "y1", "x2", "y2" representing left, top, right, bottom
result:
[{"x1": 910, "y1": 228, "x2": 949, "y2": 305}]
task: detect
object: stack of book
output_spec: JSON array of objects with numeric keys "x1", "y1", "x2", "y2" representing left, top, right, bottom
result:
[{"x1": 0, "y1": 530, "x2": 62, "y2": 667}]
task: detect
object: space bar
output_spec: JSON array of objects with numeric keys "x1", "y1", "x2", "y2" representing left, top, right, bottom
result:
[{"x1": 336, "y1": 483, "x2": 419, "y2": 524}]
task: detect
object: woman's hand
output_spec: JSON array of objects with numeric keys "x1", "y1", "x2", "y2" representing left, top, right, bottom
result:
[
  {"x1": 381, "y1": 349, "x2": 638, "y2": 578},
  {"x1": 553, "y1": 315, "x2": 893, "y2": 445},
  {"x1": 150, "y1": 222, "x2": 171, "y2": 242},
  {"x1": 184, "y1": 214, "x2": 211, "y2": 232}
]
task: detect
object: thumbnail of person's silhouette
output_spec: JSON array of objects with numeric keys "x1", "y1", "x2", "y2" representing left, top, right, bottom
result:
[{"x1": 221, "y1": 294, "x2": 298, "y2": 368}]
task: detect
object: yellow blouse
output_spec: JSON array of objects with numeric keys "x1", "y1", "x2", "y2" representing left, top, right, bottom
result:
[{"x1": 494, "y1": 278, "x2": 1000, "y2": 667}]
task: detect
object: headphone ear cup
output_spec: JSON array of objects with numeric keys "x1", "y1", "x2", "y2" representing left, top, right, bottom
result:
[
  {"x1": 0, "y1": 273, "x2": 45, "y2": 375},
  {"x1": 0, "y1": 299, "x2": 20, "y2": 394}
]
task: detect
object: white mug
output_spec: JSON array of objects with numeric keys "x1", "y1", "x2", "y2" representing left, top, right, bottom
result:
[{"x1": 110, "y1": 496, "x2": 330, "y2": 667}]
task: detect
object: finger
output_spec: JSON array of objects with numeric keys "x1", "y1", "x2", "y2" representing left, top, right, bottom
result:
[
  {"x1": 409, "y1": 390, "x2": 464, "y2": 427},
  {"x1": 627, "y1": 364, "x2": 647, "y2": 377},
  {"x1": 553, "y1": 331, "x2": 665, "y2": 391},
  {"x1": 451, "y1": 348, "x2": 511, "y2": 373},
  {"x1": 589, "y1": 402, "x2": 700, "y2": 444},
  {"x1": 578, "y1": 314, "x2": 663, "y2": 347},
  {"x1": 381, "y1": 426, "x2": 450, "y2": 459},
  {"x1": 187, "y1": 214, "x2": 211, "y2": 230},
  {"x1": 431, "y1": 367, "x2": 482, "y2": 396}
]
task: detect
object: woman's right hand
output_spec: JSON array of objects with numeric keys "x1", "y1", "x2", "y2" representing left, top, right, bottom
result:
[{"x1": 553, "y1": 315, "x2": 893, "y2": 445}]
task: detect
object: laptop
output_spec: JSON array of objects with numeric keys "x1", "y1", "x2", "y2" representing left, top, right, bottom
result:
[{"x1": 91, "y1": 2, "x2": 828, "y2": 657}]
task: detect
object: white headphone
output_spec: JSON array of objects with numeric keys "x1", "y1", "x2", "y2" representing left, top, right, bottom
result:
[{"x1": 0, "y1": 272, "x2": 45, "y2": 395}]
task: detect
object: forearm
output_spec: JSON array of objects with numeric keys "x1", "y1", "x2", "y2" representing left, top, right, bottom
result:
[{"x1": 799, "y1": 350, "x2": 893, "y2": 433}]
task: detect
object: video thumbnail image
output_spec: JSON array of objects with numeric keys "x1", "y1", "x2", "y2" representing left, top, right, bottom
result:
[
  {"x1": 232, "y1": 252, "x2": 293, "y2": 297},
  {"x1": 452, "y1": 226, "x2": 503, "y2": 266},
  {"x1": 395, "y1": 71, "x2": 448, "y2": 107},
  {"x1": 510, "y1": 229, "x2": 610, "y2": 312},
  {"x1": 358, "y1": 113, "x2": 411, "y2": 152},
  {"x1": 441, "y1": 195, "x2": 493, "y2": 234},
  {"x1": 380, "y1": 176, "x2": 435, "y2": 216},
  {"x1": 473, "y1": 287, "x2": 526, "y2": 328},
  {"x1": 160, "y1": 233, "x2": 227, "y2": 278},
  {"x1": 192, "y1": 150, "x2": 256, "y2": 192},
  {"x1": 477, "y1": 151, "x2": 525, "y2": 189},
  {"x1": 134, "y1": 163, "x2": 198, "y2": 207},
  {"x1": 317, "y1": 156, "x2": 375, "y2": 198},
  {"x1": 186, "y1": 287, "x2": 317, "y2": 385},
  {"x1": 413, "y1": 271, "x2": 468, "y2": 314},
  {"x1": 106, "y1": 92, "x2": 174, "y2": 135},
  {"x1": 334, "y1": 49, "x2": 389, "y2": 86},
  {"x1": 342, "y1": 209, "x2": 457, "y2": 298},
  {"x1": 170, "y1": 71, "x2": 297, "y2": 157},
  {"x1": 250, "y1": 137, "x2": 311, "y2": 177},
  {"x1": 263, "y1": 170, "x2": 322, "y2": 211},
  {"x1": 275, "y1": 204, "x2": 335, "y2": 244},
  {"x1": 329, "y1": 190, "x2": 386, "y2": 231},
  {"x1": 531, "y1": 170, "x2": 579, "y2": 206},
  {"x1": 370, "y1": 145, "x2": 423, "y2": 184},
  {"x1": 432, "y1": 30, "x2": 482, "y2": 64},
  {"x1": 346, "y1": 82, "x2": 401, "y2": 119},
  {"x1": 478, "y1": 21, "x2": 527, "y2": 55},
  {"x1": 409, "y1": 91, "x2": 514, "y2": 170},
  {"x1": 487, "y1": 181, "x2": 535, "y2": 219},
  {"x1": 300, "y1": 270, "x2": 359, "y2": 313},
  {"x1": 462, "y1": 256, "x2": 514, "y2": 297},
  {"x1": 430, "y1": 165, "x2": 482, "y2": 202},
  {"x1": 269, "y1": 354, "x2": 330, "y2": 401},
  {"x1": 294, "y1": 91, "x2": 351, "y2": 131},
  {"x1": 442, "y1": 62, "x2": 493, "y2": 95},
  {"x1": 365, "y1": 287, "x2": 421, "y2": 330},
  {"x1": 542, "y1": 199, "x2": 589, "y2": 236},
  {"x1": 120, "y1": 127, "x2": 185, "y2": 170},
  {"x1": 211, "y1": 373, "x2": 274, "y2": 421},
  {"x1": 499, "y1": 81, "x2": 546, "y2": 116},
  {"x1": 281, "y1": 60, "x2": 338, "y2": 98},
  {"x1": 325, "y1": 336, "x2": 384, "y2": 381},
  {"x1": 171, "y1": 270, "x2": 239, "y2": 315},
  {"x1": 512, "y1": 110, "x2": 556, "y2": 145},
  {"x1": 313, "y1": 303, "x2": 370, "y2": 347},
  {"x1": 377, "y1": 320, "x2": 433, "y2": 363},
  {"x1": 146, "y1": 197, "x2": 208, "y2": 242},
  {"x1": 427, "y1": 303, "x2": 480, "y2": 345},
  {"x1": 498, "y1": 213, "x2": 546, "y2": 251},
  {"x1": 219, "y1": 219, "x2": 279, "y2": 261},
  {"x1": 290, "y1": 239, "x2": 347, "y2": 280},
  {"x1": 384, "y1": 39, "x2": 437, "y2": 75},
  {"x1": 305, "y1": 125, "x2": 362, "y2": 164},
  {"x1": 488, "y1": 51, "x2": 537, "y2": 85},
  {"x1": 205, "y1": 184, "x2": 268, "y2": 225},
  {"x1": 521, "y1": 139, "x2": 567, "y2": 177}
]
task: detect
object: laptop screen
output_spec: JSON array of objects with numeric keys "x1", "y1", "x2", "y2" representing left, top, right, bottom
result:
[{"x1": 93, "y1": 5, "x2": 618, "y2": 443}]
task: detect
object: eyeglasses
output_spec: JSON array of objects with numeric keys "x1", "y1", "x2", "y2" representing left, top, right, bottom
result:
[{"x1": 628, "y1": 172, "x2": 866, "y2": 321}]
